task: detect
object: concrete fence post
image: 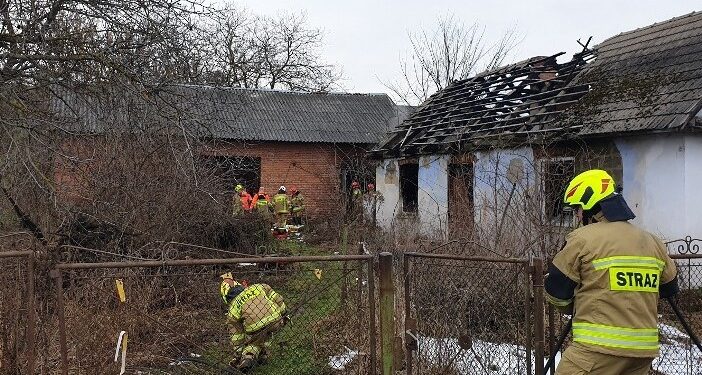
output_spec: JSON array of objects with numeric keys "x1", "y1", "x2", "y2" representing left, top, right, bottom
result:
[{"x1": 378, "y1": 252, "x2": 395, "y2": 375}]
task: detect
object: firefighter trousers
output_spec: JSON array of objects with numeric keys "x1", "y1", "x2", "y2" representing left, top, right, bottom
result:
[
  {"x1": 556, "y1": 343, "x2": 653, "y2": 375},
  {"x1": 231, "y1": 319, "x2": 284, "y2": 361}
]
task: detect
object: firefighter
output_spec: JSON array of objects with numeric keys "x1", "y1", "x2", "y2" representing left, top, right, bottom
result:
[
  {"x1": 349, "y1": 181, "x2": 363, "y2": 223},
  {"x1": 545, "y1": 169, "x2": 678, "y2": 375},
  {"x1": 289, "y1": 185, "x2": 305, "y2": 226},
  {"x1": 233, "y1": 184, "x2": 253, "y2": 215},
  {"x1": 364, "y1": 183, "x2": 382, "y2": 225},
  {"x1": 272, "y1": 186, "x2": 290, "y2": 229},
  {"x1": 220, "y1": 273, "x2": 286, "y2": 371},
  {"x1": 251, "y1": 187, "x2": 271, "y2": 215}
]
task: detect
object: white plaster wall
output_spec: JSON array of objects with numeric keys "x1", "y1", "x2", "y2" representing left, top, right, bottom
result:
[
  {"x1": 472, "y1": 147, "x2": 536, "y2": 233},
  {"x1": 375, "y1": 159, "x2": 400, "y2": 230},
  {"x1": 684, "y1": 135, "x2": 702, "y2": 240},
  {"x1": 417, "y1": 155, "x2": 450, "y2": 238},
  {"x1": 615, "y1": 135, "x2": 691, "y2": 241}
]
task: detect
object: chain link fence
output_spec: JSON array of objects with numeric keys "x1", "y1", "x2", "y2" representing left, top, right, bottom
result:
[
  {"x1": 46, "y1": 255, "x2": 376, "y2": 374},
  {"x1": 1, "y1": 236, "x2": 701, "y2": 374},
  {"x1": 403, "y1": 253, "x2": 535, "y2": 375},
  {"x1": 0, "y1": 234, "x2": 37, "y2": 375}
]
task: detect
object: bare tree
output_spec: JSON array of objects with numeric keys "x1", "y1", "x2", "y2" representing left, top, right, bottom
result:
[
  {"x1": 203, "y1": 8, "x2": 342, "y2": 91},
  {"x1": 383, "y1": 15, "x2": 520, "y2": 105},
  {"x1": 0, "y1": 0, "x2": 233, "y2": 245}
]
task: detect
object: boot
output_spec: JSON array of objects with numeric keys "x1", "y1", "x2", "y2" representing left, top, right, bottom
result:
[
  {"x1": 258, "y1": 348, "x2": 269, "y2": 365},
  {"x1": 228, "y1": 352, "x2": 242, "y2": 368},
  {"x1": 237, "y1": 356, "x2": 255, "y2": 372}
]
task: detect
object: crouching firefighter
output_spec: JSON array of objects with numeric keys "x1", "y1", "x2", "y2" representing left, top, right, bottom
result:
[
  {"x1": 545, "y1": 169, "x2": 679, "y2": 375},
  {"x1": 220, "y1": 273, "x2": 287, "y2": 371}
]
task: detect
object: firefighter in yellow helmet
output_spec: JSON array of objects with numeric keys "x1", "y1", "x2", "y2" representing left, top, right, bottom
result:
[
  {"x1": 545, "y1": 170, "x2": 678, "y2": 375},
  {"x1": 272, "y1": 186, "x2": 290, "y2": 229},
  {"x1": 220, "y1": 273, "x2": 286, "y2": 371}
]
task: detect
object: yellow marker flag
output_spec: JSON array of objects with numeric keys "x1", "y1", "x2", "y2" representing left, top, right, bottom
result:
[
  {"x1": 314, "y1": 269, "x2": 322, "y2": 280},
  {"x1": 115, "y1": 279, "x2": 126, "y2": 303}
]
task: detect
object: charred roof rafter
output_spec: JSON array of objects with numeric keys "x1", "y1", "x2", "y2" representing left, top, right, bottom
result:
[{"x1": 373, "y1": 50, "x2": 595, "y2": 157}]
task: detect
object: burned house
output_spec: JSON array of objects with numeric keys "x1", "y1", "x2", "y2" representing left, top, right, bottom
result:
[{"x1": 371, "y1": 12, "x2": 702, "y2": 242}]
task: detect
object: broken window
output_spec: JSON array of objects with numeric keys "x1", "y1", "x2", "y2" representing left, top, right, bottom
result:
[
  {"x1": 399, "y1": 163, "x2": 419, "y2": 213},
  {"x1": 541, "y1": 158, "x2": 575, "y2": 224},
  {"x1": 200, "y1": 156, "x2": 261, "y2": 195}
]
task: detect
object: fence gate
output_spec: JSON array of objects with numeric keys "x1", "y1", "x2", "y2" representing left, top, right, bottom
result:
[
  {"x1": 49, "y1": 254, "x2": 377, "y2": 375},
  {"x1": 403, "y1": 252, "x2": 538, "y2": 375}
]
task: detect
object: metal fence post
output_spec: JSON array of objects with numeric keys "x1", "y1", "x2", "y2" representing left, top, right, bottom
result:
[
  {"x1": 378, "y1": 252, "x2": 395, "y2": 375},
  {"x1": 532, "y1": 258, "x2": 545, "y2": 375},
  {"x1": 50, "y1": 269, "x2": 69, "y2": 375},
  {"x1": 403, "y1": 254, "x2": 414, "y2": 375},
  {"x1": 357, "y1": 242, "x2": 364, "y2": 310},
  {"x1": 341, "y1": 226, "x2": 349, "y2": 305},
  {"x1": 523, "y1": 262, "x2": 532, "y2": 375},
  {"x1": 26, "y1": 254, "x2": 36, "y2": 374},
  {"x1": 548, "y1": 304, "x2": 556, "y2": 375},
  {"x1": 367, "y1": 257, "x2": 378, "y2": 374}
]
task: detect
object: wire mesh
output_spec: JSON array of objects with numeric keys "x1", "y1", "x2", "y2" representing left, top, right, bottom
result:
[
  {"x1": 48, "y1": 258, "x2": 375, "y2": 374},
  {"x1": 653, "y1": 257, "x2": 702, "y2": 375},
  {"x1": 405, "y1": 255, "x2": 532, "y2": 375},
  {"x1": 0, "y1": 252, "x2": 32, "y2": 374}
]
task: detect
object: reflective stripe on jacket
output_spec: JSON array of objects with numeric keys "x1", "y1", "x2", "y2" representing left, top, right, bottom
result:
[
  {"x1": 227, "y1": 284, "x2": 286, "y2": 334},
  {"x1": 273, "y1": 193, "x2": 290, "y2": 214},
  {"x1": 253, "y1": 195, "x2": 270, "y2": 213}
]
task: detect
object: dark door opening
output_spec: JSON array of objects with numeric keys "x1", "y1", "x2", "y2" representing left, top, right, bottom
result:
[
  {"x1": 400, "y1": 163, "x2": 419, "y2": 213},
  {"x1": 448, "y1": 163, "x2": 474, "y2": 237}
]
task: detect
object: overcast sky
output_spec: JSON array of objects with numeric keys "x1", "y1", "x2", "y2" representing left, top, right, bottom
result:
[{"x1": 236, "y1": 1, "x2": 700, "y2": 98}]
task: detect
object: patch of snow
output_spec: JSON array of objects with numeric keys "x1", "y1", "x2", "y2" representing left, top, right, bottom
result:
[
  {"x1": 418, "y1": 336, "x2": 538, "y2": 374},
  {"x1": 169, "y1": 353, "x2": 202, "y2": 366},
  {"x1": 416, "y1": 323, "x2": 702, "y2": 375},
  {"x1": 653, "y1": 322, "x2": 702, "y2": 374},
  {"x1": 659, "y1": 323, "x2": 689, "y2": 340},
  {"x1": 328, "y1": 346, "x2": 358, "y2": 371}
]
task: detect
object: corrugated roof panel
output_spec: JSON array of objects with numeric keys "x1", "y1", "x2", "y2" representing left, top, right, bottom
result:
[{"x1": 53, "y1": 86, "x2": 400, "y2": 144}]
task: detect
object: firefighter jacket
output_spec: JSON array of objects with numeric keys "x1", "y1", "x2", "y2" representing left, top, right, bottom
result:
[
  {"x1": 233, "y1": 191, "x2": 253, "y2": 214},
  {"x1": 273, "y1": 193, "x2": 290, "y2": 214},
  {"x1": 352, "y1": 188, "x2": 362, "y2": 202},
  {"x1": 545, "y1": 217, "x2": 678, "y2": 358},
  {"x1": 291, "y1": 193, "x2": 305, "y2": 215},
  {"x1": 227, "y1": 283, "x2": 286, "y2": 337},
  {"x1": 251, "y1": 194, "x2": 271, "y2": 213}
]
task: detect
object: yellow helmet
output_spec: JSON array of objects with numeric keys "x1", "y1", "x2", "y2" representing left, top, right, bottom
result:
[
  {"x1": 235, "y1": 184, "x2": 244, "y2": 193},
  {"x1": 563, "y1": 169, "x2": 615, "y2": 210},
  {"x1": 219, "y1": 273, "x2": 242, "y2": 304}
]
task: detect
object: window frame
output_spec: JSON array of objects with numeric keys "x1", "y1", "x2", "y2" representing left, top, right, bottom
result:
[{"x1": 538, "y1": 156, "x2": 576, "y2": 227}]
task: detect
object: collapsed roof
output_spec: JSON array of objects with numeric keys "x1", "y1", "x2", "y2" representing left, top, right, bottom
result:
[{"x1": 373, "y1": 11, "x2": 702, "y2": 158}]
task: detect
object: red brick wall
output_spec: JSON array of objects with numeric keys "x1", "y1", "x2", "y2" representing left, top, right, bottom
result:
[
  {"x1": 204, "y1": 141, "x2": 368, "y2": 217},
  {"x1": 53, "y1": 136, "x2": 371, "y2": 218}
]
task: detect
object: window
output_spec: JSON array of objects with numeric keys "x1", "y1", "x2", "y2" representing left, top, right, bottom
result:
[
  {"x1": 201, "y1": 156, "x2": 261, "y2": 194},
  {"x1": 541, "y1": 158, "x2": 575, "y2": 224},
  {"x1": 400, "y1": 163, "x2": 419, "y2": 213}
]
